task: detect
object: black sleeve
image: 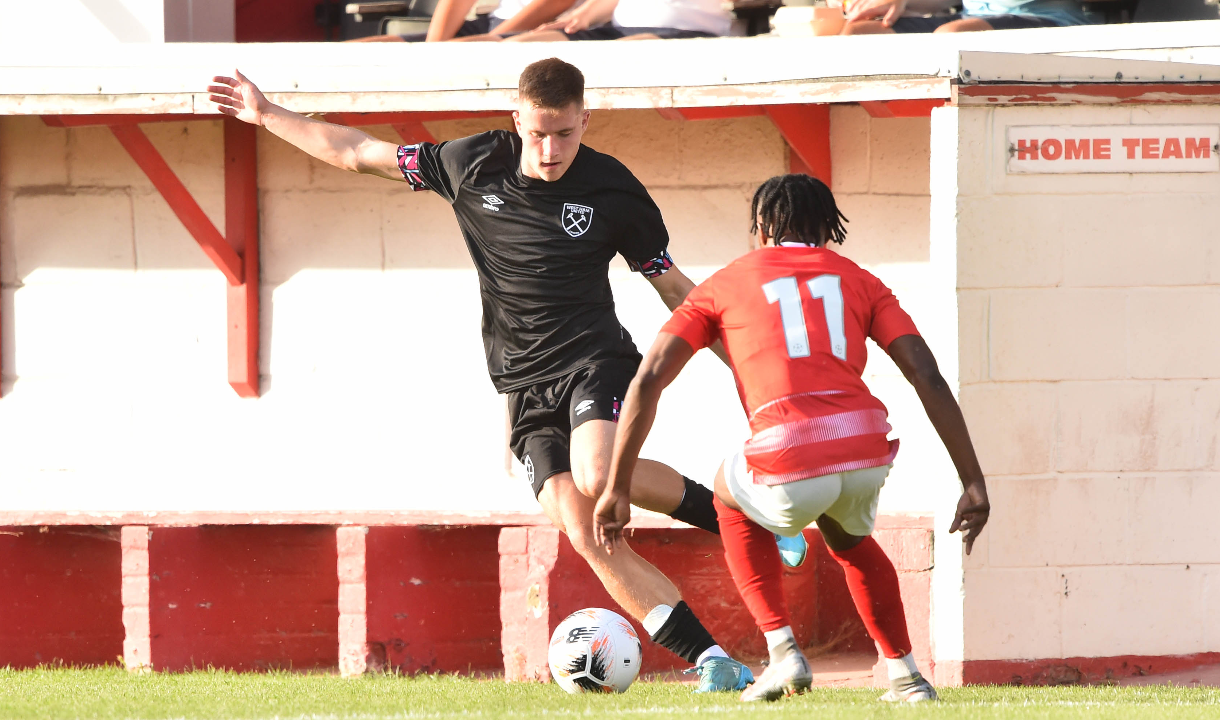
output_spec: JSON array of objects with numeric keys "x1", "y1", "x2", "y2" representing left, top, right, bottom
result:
[
  {"x1": 396, "y1": 131, "x2": 506, "y2": 204},
  {"x1": 611, "y1": 175, "x2": 674, "y2": 278}
]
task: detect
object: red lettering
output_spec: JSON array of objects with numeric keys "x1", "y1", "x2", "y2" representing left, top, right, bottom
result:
[
  {"x1": 1093, "y1": 138, "x2": 1111, "y2": 160},
  {"x1": 1162, "y1": 137, "x2": 1183, "y2": 159},
  {"x1": 1141, "y1": 138, "x2": 1160, "y2": 159},
  {"x1": 1185, "y1": 137, "x2": 1211, "y2": 159},
  {"x1": 1041, "y1": 138, "x2": 1063, "y2": 161},
  {"x1": 1065, "y1": 139, "x2": 1090, "y2": 160},
  {"x1": 1017, "y1": 138, "x2": 1039, "y2": 160},
  {"x1": 1121, "y1": 138, "x2": 1140, "y2": 159}
]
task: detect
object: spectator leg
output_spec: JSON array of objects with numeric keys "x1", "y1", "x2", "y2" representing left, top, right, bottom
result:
[
  {"x1": 933, "y1": 18, "x2": 995, "y2": 32},
  {"x1": 840, "y1": 20, "x2": 896, "y2": 34},
  {"x1": 504, "y1": 30, "x2": 570, "y2": 42}
]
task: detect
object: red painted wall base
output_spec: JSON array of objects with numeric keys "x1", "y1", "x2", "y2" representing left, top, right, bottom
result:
[
  {"x1": 366, "y1": 526, "x2": 502, "y2": 674},
  {"x1": 952, "y1": 652, "x2": 1220, "y2": 686},
  {"x1": 148, "y1": 526, "x2": 339, "y2": 671},
  {"x1": 499, "y1": 521, "x2": 934, "y2": 682},
  {"x1": 0, "y1": 527, "x2": 124, "y2": 668}
]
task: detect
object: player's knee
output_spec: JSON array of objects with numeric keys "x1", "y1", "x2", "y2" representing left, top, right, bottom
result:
[
  {"x1": 564, "y1": 524, "x2": 604, "y2": 559},
  {"x1": 570, "y1": 467, "x2": 608, "y2": 499}
]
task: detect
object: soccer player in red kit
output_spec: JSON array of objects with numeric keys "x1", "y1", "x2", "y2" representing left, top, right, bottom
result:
[{"x1": 596, "y1": 174, "x2": 990, "y2": 702}]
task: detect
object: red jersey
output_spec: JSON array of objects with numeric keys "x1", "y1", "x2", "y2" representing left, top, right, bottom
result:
[{"x1": 662, "y1": 246, "x2": 920, "y2": 484}]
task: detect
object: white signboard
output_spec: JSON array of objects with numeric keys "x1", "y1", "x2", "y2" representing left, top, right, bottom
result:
[{"x1": 1007, "y1": 125, "x2": 1220, "y2": 174}]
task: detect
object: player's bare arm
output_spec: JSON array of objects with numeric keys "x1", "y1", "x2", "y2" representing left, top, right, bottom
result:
[
  {"x1": 885, "y1": 334, "x2": 990, "y2": 553},
  {"x1": 647, "y1": 269, "x2": 732, "y2": 367},
  {"x1": 208, "y1": 70, "x2": 402, "y2": 181},
  {"x1": 596, "y1": 332, "x2": 695, "y2": 552}
]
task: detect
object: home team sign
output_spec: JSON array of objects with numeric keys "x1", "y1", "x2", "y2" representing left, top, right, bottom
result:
[{"x1": 1007, "y1": 125, "x2": 1220, "y2": 174}]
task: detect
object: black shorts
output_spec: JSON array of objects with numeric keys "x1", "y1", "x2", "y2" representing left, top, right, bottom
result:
[
  {"x1": 508, "y1": 358, "x2": 639, "y2": 498},
  {"x1": 892, "y1": 13, "x2": 1065, "y2": 32},
  {"x1": 399, "y1": 14, "x2": 502, "y2": 41}
]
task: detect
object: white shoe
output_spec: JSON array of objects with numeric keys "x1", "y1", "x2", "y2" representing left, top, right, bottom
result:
[
  {"x1": 880, "y1": 672, "x2": 938, "y2": 702},
  {"x1": 739, "y1": 652, "x2": 812, "y2": 702}
]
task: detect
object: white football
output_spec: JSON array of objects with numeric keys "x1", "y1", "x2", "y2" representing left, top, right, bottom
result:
[{"x1": 548, "y1": 608, "x2": 642, "y2": 694}]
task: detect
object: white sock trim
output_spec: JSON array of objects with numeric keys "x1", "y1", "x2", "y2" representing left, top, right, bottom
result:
[
  {"x1": 885, "y1": 652, "x2": 920, "y2": 681},
  {"x1": 641, "y1": 604, "x2": 673, "y2": 637},
  {"x1": 696, "y1": 645, "x2": 729, "y2": 666}
]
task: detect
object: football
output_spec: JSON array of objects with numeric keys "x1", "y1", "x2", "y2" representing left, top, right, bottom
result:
[{"x1": 548, "y1": 608, "x2": 642, "y2": 694}]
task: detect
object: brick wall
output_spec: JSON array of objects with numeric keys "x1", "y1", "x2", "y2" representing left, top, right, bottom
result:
[{"x1": 953, "y1": 104, "x2": 1220, "y2": 662}]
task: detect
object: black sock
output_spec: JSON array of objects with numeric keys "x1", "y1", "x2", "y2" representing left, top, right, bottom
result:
[
  {"x1": 649, "y1": 601, "x2": 717, "y2": 663},
  {"x1": 669, "y1": 477, "x2": 720, "y2": 535}
]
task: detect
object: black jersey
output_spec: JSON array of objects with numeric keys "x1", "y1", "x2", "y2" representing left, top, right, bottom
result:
[{"x1": 396, "y1": 130, "x2": 674, "y2": 393}]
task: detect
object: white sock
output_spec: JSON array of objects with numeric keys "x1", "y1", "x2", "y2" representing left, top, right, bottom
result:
[
  {"x1": 642, "y1": 605, "x2": 673, "y2": 637},
  {"x1": 886, "y1": 652, "x2": 920, "y2": 681},
  {"x1": 696, "y1": 644, "x2": 729, "y2": 666},
  {"x1": 764, "y1": 626, "x2": 796, "y2": 652},
  {"x1": 763, "y1": 626, "x2": 798, "y2": 664}
]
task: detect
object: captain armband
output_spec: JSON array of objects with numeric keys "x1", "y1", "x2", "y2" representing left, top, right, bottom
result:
[
  {"x1": 397, "y1": 145, "x2": 430, "y2": 192},
  {"x1": 625, "y1": 249, "x2": 675, "y2": 279}
]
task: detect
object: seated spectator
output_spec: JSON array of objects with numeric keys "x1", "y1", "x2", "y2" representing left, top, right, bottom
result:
[
  {"x1": 350, "y1": 0, "x2": 581, "y2": 42},
  {"x1": 504, "y1": 0, "x2": 733, "y2": 41},
  {"x1": 841, "y1": 0, "x2": 1095, "y2": 34}
]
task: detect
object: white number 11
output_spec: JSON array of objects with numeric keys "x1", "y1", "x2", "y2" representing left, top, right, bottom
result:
[{"x1": 762, "y1": 274, "x2": 847, "y2": 360}]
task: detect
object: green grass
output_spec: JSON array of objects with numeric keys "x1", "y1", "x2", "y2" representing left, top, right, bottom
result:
[{"x1": 1, "y1": 668, "x2": 1217, "y2": 720}]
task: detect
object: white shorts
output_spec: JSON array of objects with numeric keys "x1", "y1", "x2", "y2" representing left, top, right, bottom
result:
[{"x1": 723, "y1": 449, "x2": 891, "y2": 538}]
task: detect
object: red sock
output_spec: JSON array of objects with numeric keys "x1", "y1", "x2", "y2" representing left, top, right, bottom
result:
[
  {"x1": 713, "y1": 495, "x2": 790, "y2": 632},
  {"x1": 827, "y1": 536, "x2": 912, "y2": 658}
]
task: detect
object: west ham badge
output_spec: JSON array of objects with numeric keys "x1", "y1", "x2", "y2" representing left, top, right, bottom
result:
[{"x1": 561, "y1": 203, "x2": 593, "y2": 237}]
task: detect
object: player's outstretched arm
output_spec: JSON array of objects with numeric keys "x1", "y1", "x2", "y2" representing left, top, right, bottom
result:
[
  {"x1": 596, "y1": 332, "x2": 695, "y2": 553},
  {"x1": 646, "y1": 268, "x2": 733, "y2": 368},
  {"x1": 208, "y1": 70, "x2": 403, "y2": 181},
  {"x1": 886, "y1": 334, "x2": 990, "y2": 554}
]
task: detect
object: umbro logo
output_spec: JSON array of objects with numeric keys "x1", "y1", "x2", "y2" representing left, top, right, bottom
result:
[
  {"x1": 482, "y1": 195, "x2": 504, "y2": 212},
  {"x1": 575, "y1": 399, "x2": 595, "y2": 415}
]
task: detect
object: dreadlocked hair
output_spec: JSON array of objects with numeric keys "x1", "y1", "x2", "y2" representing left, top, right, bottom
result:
[{"x1": 750, "y1": 174, "x2": 848, "y2": 246}]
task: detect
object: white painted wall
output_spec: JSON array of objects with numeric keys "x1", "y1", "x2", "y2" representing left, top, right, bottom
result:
[
  {"x1": 955, "y1": 102, "x2": 1220, "y2": 661},
  {"x1": 0, "y1": 110, "x2": 943, "y2": 520}
]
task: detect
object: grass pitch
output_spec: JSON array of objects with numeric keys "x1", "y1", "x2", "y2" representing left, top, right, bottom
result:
[{"x1": 1, "y1": 668, "x2": 1217, "y2": 720}]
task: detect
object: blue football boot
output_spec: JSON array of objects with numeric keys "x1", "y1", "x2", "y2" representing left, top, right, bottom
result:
[
  {"x1": 686, "y1": 656, "x2": 756, "y2": 693},
  {"x1": 775, "y1": 532, "x2": 808, "y2": 568}
]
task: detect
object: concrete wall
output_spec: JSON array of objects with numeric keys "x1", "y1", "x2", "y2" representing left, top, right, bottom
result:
[
  {"x1": 952, "y1": 104, "x2": 1220, "y2": 665},
  {"x1": 0, "y1": 109, "x2": 942, "y2": 520}
]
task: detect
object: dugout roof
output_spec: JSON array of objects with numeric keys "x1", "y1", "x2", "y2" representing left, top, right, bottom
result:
[{"x1": 2, "y1": 20, "x2": 1219, "y2": 115}]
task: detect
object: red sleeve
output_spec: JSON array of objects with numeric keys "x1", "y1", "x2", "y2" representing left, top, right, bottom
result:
[
  {"x1": 661, "y1": 279, "x2": 720, "y2": 353},
  {"x1": 868, "y1": 275, "x2": 920, "y2": 351}
]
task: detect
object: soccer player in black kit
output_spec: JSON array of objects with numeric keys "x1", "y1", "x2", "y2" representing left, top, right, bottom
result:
[{"x1": 210, "y1": 58, "x2": 798, "y2": 690}]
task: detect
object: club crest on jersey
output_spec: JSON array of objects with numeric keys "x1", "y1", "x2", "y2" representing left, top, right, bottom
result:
[{"x1": 561, "y1": 203, "x2": 593, "y2": 237}]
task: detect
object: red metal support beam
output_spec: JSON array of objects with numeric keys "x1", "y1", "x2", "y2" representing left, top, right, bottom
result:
[
  {"x1": 654, "y1": 106, "x2": 767, "y2": 121},
  {"x1": 391, "y1": 120, "x2": 437, "y2": 146},
  {"x1": 110, "y1": 125, "x2": 244, "y2": 285},
  {"x1": 658, "y1": 104, "x2": 831, "y2": 184},
  {"x1": 223, "y1": 120, "x2": 260, "y2": 398},
  {"x1": 0, "y1": 139, "x2": 4, "y2": 398},
  {"x1": 41, "y1": 115, "x2": 261, "y2": 397},
  {"x1": 764, "y1": 104, "x2": 832, "y2": 186},
  {"x1": 860, "y1": 99, "x2": 946, "y2": 119},
  {"x1": 42, "y1": 114, "x2": 202, "y2": 128}
]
